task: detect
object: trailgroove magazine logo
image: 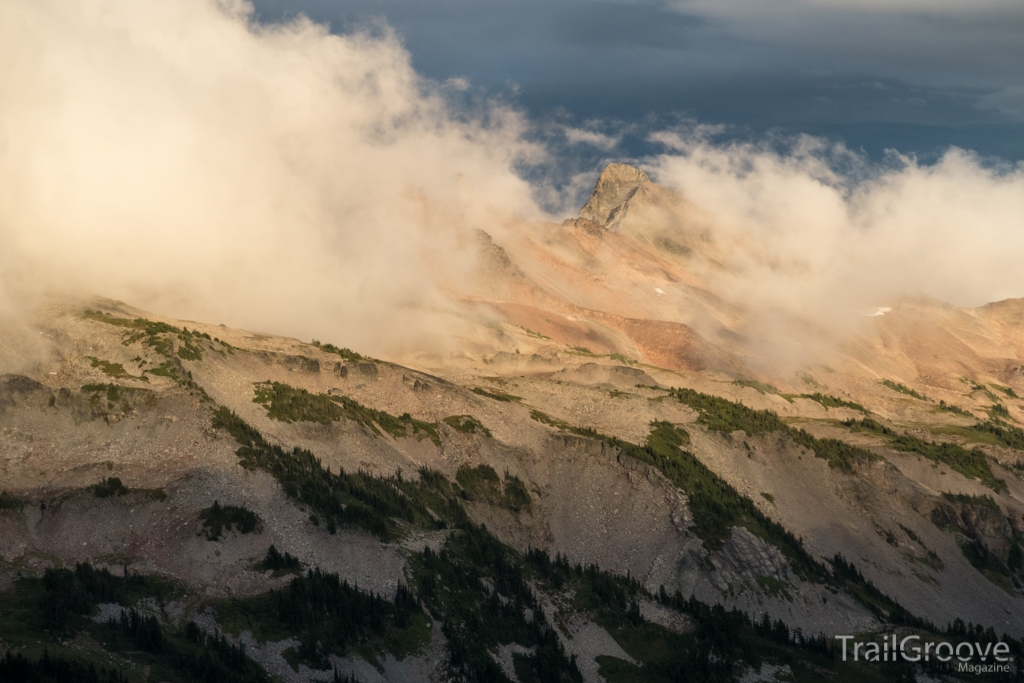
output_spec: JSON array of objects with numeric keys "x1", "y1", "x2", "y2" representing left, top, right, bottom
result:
[{"x1": 836, "y1": 634, "x2": 1012, "y2": 674}]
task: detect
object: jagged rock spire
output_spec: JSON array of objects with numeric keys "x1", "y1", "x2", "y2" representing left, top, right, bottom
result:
[{"x1": 578, "y1": 163, "x2": 650, "y2": 229}]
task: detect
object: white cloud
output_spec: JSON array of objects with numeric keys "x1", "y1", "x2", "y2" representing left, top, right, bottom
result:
[
  {"x1": 563, "y1": 126, "x2": 621, "y2": 150},
  {"x1": 643, "y1": 132, "x2": 1024, "y2": 366},
  {"x1": 0, "y1": 0, "x2": 543, "y2": 355},
  {"x1": 444, "y1": 76, "x2": 471, "y2": 91},
  {"x1": 648, "y1": 135, "x2": 1024, "y2": 316}
]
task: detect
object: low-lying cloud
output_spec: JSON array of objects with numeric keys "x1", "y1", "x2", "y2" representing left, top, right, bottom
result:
[
  {"x1": 646, "y1": 131, "x2": 1024, "y2": 363},
  {"x1": 2, "y1": 0, "x2": 1024, "y2": 372},
  {"x1": 0, "y1": 0, "x2": 540, "y2": 355}
]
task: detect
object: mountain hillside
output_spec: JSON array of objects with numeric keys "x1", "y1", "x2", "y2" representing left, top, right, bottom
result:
[{"x1": 2, "y1": 166, "x2": 1024, "y2": 682}]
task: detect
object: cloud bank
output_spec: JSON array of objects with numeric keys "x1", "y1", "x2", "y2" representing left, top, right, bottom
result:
[
  {"x1": 0, "y1": 0, "x2": 540, "y2": 354},
  {"x1": 2, "y1": 0, "x2": 1024, "y2": 372},
  {"x1": 646, "y1": 132, "x2": 1024, "y2": 359}
]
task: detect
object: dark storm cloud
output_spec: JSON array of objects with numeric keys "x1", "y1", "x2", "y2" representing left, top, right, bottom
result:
[
  {"x1": 549, "y1": 3, "x2": 707, "y2": 50},
  {"x1": 250, "y1": 0, "x2": 711, "y2": 77},
  {"x1": 674, "y1": 0, "x2": 1024, "y2": 86},
  {"x1": 251, "y1": 0, "x2": 1024, "y2": 160}
]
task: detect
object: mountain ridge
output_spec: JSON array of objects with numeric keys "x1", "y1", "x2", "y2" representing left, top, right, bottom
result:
[{"x1": 2, "y1": 167, "x2": 1024, "y2": 681}]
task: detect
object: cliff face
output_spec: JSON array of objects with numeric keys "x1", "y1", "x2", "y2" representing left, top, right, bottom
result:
[{"x1": 578, "y1": 163, "x2": 651, "y2": 229}]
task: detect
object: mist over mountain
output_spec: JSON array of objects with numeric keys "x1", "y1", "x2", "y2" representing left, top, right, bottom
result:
[{"x1": 3, "y1": 2, "x2": 1024, "y2": 682}]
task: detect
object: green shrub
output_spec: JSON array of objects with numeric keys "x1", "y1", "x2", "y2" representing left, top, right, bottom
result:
[
  {"x1": 411, "y1": 523, "x2": 916, "y2": 683},
  {"x1": 971, "y1": 419, "x2": 1024, "y2": 449},
  {"x1": 83, "y1": 310, "x2": 210, "y2": 362},
  {"x1": 0, "y1": 559, "x2": 270, "y2": 683},
  {"x1": 397, "y1": 413, "x2": 441, "y2": 446},
  {"x1": 86, "y1": 356, "x2": 144, "y2": 381},
  {"x1": 669, "y1": 387, "x2": 787, "y2": 435},
  {"x1": 568, "y1": 346, "x2": 595, "y2": 355},
  {"x1": 670, "y1": 387, "x2": 879, "y2": 474},
  {"x1": 455, "y1": 465, "x2": 531, "y2": 512},
  {"x1": 253, "y1": 381, "x2": 441, "y2": 445},
  {"x1": 213, "y1": 568, "x2": 422, "y2": 670},
  {"x1": 0, "y1": 491, "x2": 24, "y2": 510},
  {"x1": 311, "y1": 340, "x2": 365, "y2": 362},
  {"x1": 146, "y1": 361, "x2": 179, "y2": 380},
  {"x1": 36, "y1": 562, "x2": 174, "y2": 631},
  {"x1": 82, "y1": 382, "x2": 123, "y2": 403},
  {"x1": 91, "y1": 477, "x2": 129, "y2": 498},
  {"x1": 0, "y1": 650, "x2": 131, "y2": 683},
  {"x1": 85, "y1": 477, "x2": 164, "y2": 501},
  {"x1": 530, "y1": 409, "x2": 574, "y2": 431},
  {"x1": 199, "y1": 501, "x2": 263, "y2": 541},
  {"x1": 991, "y1": 403, "x2": 1010, "y2": 418},
  {"x1": 212, "y1": 408, "x2": 462, "y2": 540},
  {"x1": 520, "y1": 327, "x2": 551, "y2": 340},
  {"x1": 993, "y1": 384, "x2": 1020, "y2": 399},
  {"x1": 254, "y1": 382, "x2": 345, "y2": 424},
  {"x1": 881, "y1": 379, "x2": 930, "y2": 401},
  {"x1": 732, "y1": 379, "x2": 781, "y2": 395},
  {"x1": 570, "y1": 420, "x2": 829, "y2": 581},
  {"x1": 456, "y1": 463, "x2": 500, "y2": 490},
  {"x1": 804, "y1": 393, "x2": 867, "y2": 413},
  {"x1": 454, "y1": 464, "x2": 499, "y2": 501},
  {"x1": 175, "y1": 333, "x2": 204, "y2": 361},
  {"x1": 787, "y1": 431, "x2": 878, "y2": 474},
  {"x1": 930, "y1": 494, "x2": 1023, "y2": 588},
  {"x1": 941, "y1": 491, "x2": 1000, "y2": 510},
  {"x1": 938, "y1": 400, "x2": 972, "y2": 416},
  {"x1": 830, "y1": 555, "x2": 928, "y2": 627},
  {"x1": 204, "y1": 405, "x2": 948, "y2": 677},
  {"x1": 80, "y1": 383, "x2": 154, "y2": 410},
  {"x1": 502, "y1": 474, "x2": 532, "y2": 512},
  {"x1": 409, "y1": 524, "x2": 582, "y2": 683},
  {"x1": 844, "y1": 418, "x2": 1005, "y2": 492},
  {"x1": 471, "y1": 387, "x2": 522, "y2": 402},
  {"x1": 443, "y1": 414, "x2": 492, "y2": 437},
  {"x1": 961, "y1": 539, "x2": 1009, "y2": 575},
  {"x1": 256, "y1": 545, "x2": 302, "y2": 575}
]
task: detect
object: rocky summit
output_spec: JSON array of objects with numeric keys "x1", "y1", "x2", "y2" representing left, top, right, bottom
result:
[{"x1": 578, "y1": 163, "x2": 652, "y2": 229}]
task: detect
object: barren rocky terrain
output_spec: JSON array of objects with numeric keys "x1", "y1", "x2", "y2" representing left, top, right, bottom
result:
[{"x1": 3, "y1": 165, "x2": 1024, "y2": 682}]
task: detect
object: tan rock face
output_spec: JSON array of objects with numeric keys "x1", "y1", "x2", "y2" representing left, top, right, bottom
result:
[{"x1": 578, "y1": 163, "x2": 651, "y2": 228}]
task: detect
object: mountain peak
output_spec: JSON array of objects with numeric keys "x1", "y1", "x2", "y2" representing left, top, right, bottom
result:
[{"x1": 578, "y1": 163, "x2": 651, "y2": 228}]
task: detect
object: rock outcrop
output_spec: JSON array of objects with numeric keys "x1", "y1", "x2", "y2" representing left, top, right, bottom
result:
[{"x1": 578, "y1": 163, "x2": 652, "y2": 230}]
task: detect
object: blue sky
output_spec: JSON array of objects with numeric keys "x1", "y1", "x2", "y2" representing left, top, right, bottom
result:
[{"x1": 250, "y1": 0, "x2": 1024, "y2": 164}]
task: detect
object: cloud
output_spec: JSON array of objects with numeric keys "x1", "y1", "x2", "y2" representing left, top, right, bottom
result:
[
  {"x1": 645, "y1": 132, "x2": 1024, "y2": 362},
  {"x1": 3, "y1": 0, "x2": 1022, "y2": 374},
  {"x1": 563, "y1": 127, "x2": 621, "y2": 150},
  {"x1": 977, "y1": 86, "x2": 1024, "y2": 122},
  {"x1": 800, "y1": 0, "x2": 1019, "y2": 13},
  {"x1": 670, "y1": 0, "x2": 1024, "y2": 80},
  {"x1": 684, "y1": 0, "x2": 1021, "y2": 16},
  {"x1": 0, "y1": 0, "x2": 542, "y2": 356},
  {"x1": 247, "y1": 0, "x2": 1024, "y2": 154}
]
